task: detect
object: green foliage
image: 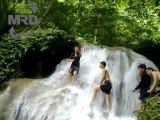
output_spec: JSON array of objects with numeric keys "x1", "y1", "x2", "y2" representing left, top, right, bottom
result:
[
  {"x1": 1, "y1": 0, "x2": 159, "y2": 46},
  {"x1": 137, "y1": 94, "x2": 160, "y2": 120},
  {"x1": 41, "y1": 0, "x2": 160, "y2": 48},
  {"x1": 44, "y1": 0, "x2": 160, "y2": 67},
  {"x1": 0, "y1": 24, "x2": 75, "y2": 82},
  {"x1": 0, "y1": 36, "x2": 24, "y2": 82},
  {"x1": 0, "y1": 0, "x2": 160, "y2": 80}
]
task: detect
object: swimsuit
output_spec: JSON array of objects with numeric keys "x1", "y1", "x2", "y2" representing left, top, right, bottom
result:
[
  {"x1": 70, "y1": 65, "x2": 80, "y2": 75},
  {"x1": 69, "y1": 53, "x2": 81, "y2": 75},
  {"x1": 100, "y1": 80, "x2": 112, "y2": 94}
]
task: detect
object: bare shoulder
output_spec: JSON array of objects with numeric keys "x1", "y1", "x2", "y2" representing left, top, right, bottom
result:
[
  {"x1": 152, "y1": 71, "x2": 157, "y2": 75},
  {"x1": 103, "y1": 69, "x2": 108, "y2": 74},
  {"x1": 152, "y1": 72, "x2": 159, "y2": 81}
]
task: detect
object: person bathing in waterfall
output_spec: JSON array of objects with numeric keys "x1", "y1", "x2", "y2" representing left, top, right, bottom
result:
[
  {"x1": 132, "y1": 64, "x2": 151, "y2": 111},
  {"x1": 68, "y1": 46, "x2": 82, "y2": 85},
  {"x1": 91, "y1": 61, "x2": 112, "y2": 114},
  {"x1": 146, "y1": 67, "x2": 160, "y2": 94}
]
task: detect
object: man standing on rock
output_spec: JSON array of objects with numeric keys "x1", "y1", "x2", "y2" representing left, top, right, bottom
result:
[
  {"x1": 132, "y1": 64, "x2": 151, "y2": 111},
  {"x1": 68, "y1": 46, "x2": 81, "y2": 85},
  {"x1": 91, "y1": 61, "x2": 112, "y2": 114}
]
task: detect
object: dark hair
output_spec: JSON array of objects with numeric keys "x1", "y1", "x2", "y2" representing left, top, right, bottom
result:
[
  {"x1": 100, "y1": 61, "x2": 106, "y2": 67},
  {"x1": 146, "y1": 67, "x2": 155, "y2": 71},
  {"x1": 138, "y1": 64, "x2": 146, "y2": 69}
]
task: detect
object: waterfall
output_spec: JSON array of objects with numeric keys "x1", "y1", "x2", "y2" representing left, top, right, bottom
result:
[{"x1": 0, "y1": 44, "x2": 158, "y2": 120}]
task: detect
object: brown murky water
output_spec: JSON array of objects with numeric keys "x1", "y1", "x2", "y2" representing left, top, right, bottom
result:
[{"x1": 0, "y1": 78, "x2": 33, "y2": 120}]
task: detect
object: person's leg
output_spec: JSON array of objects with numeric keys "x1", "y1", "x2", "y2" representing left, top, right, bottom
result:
[
  {"x1": 68, "y1": 68, "x2": 73, "y2": 83},
  {"x1": 68, "y1": 69, "x2": 73, "y2": 83},
  {"x1": 68, "y1": 72, "x2": 72, "y2": 81},
  {"x1": 71, "y1": 66, "x2": 79, "y2": 85},
  {"x1": 138, "y1": 88, "x2": 150, "y2": 111},
  {"x1": 91, "y1": 85, "x2": 100, "y2": 104},
  {"x1": 138, "y1": 89, "x2": 146, "y2": 111},
  {"x1": 105, "y1": 94, "x2": 110, "y2": 113},
  {"x1": 138, "y1": 100, "x2": 143, "y2": 111},
  {"x1": 72, "y1": 71, "x2": 78, "y2": 85}
]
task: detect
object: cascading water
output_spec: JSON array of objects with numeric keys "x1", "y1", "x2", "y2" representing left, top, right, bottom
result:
[{"x1": 0, "y1": 44, "x2": 158, "y2": 120}]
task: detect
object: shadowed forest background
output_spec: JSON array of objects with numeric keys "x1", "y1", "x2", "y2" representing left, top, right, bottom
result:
[{"x1": 0, "y1": 0, "x2": 160, "y2": 119}]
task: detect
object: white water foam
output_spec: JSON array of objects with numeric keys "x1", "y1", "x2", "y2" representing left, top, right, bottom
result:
[{"x1": 2, "y1": 44, "x2": 158, "y2": 120}]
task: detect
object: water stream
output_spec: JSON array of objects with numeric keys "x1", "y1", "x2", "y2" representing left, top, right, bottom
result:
[{"x1": 0, "y1": 44, "x2": 158, "y2": 120}]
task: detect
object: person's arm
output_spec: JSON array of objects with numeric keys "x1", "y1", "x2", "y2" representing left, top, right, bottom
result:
[
  {"x1": 69, "y1": 59, "x2": 74, "y2": 62},
  {"x1": 70, "y1": 53, "x2": 81, "y2": 62},
  {"x1": 135, "y1": 82, "x2": 142, "y2": 90},
  {"x1": 75, "y1": 53, "x2": 82, "y2": 58},
  {"x1": 100, "y1": 70, "x2": 106, "y2": 85},
  {"x1": 148, "y1": 72, "x2": 158, "y2": 94},
  {"x1": 132, "y1": 79, "x2": 143, "y2": 92},
  {"x1": 69, "y1": 53, "x2": 75, "y2": 62}
]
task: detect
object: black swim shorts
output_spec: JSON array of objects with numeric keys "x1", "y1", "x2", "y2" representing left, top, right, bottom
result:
[
  {"x1": 69, "y1": 65, "x2": 80, "y2": 75},
  {"x1": 139, "y1": 88, "x2": 149, "y2": 101},
  {"x1": 100, "y1": 80, "x2": 112, "y2": 94}
]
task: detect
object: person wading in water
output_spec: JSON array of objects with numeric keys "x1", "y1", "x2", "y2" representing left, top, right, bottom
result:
[
  {"x1": 91, "y1": 61, "x2": 112, "y2": 114},
  {"x1": 68, "y1": 46, "x2": 82, "y2": 85}
]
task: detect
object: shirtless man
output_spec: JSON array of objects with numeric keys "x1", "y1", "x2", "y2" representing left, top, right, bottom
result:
[
  {"x1": 91, "y1": 61, "x2": 112, "y2": 114},
  {"x1": 146, "y1": 67, "x2": 160, "y2": 94}
]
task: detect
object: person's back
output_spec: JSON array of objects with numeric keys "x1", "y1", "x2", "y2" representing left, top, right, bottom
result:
[
  {"x1": 101, "y1": 68, "x2": 110, "y2": 84},
  {"x1": 154, "y1": 71, "x2": 160, "y2": 82}
]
